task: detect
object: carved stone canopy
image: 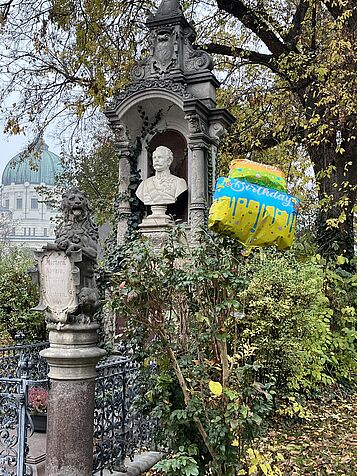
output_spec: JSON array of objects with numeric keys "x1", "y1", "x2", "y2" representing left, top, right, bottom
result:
[{"x1": 105, "y1": 0, "x2": 235, "y2": 242}]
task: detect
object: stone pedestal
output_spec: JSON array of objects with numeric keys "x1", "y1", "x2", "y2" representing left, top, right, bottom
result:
[
  {"x1": 138, "y1": 204, "x2": 174, "y2": 241},
  {"x1": 40, "y1": 324, "x2": 106, "y2": 476}
]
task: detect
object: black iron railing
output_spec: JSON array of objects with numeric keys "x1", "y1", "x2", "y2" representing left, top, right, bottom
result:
[
  {"x1": 0, "y1": 338, "x2": 47, "y2": 476},
  {"x1": 93, "y1": 356, "x2": 158, "y2": 474},
  {"x1": 0, "y1": 342, "x2": 49, "y2": 381},
  {"x1": 0, "y1": 341, "x2": 158, "y2": 476}
]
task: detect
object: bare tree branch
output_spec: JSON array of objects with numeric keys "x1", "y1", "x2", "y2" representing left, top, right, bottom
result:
[
  {"x1": 283, "y1": 0, "x2": 310, "y2": 49},
  {"x1": 0, "y1": 0, "x2": 15, "y2": 23},
  {"x1": 204, "y1": 42, "x2": 274, "y2": 68},
  {"x1": 216, "y1": 0, "x2": 290, "y2": 57}
]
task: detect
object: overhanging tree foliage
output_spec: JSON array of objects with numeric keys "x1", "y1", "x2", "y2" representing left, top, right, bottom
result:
[
  {"x1": 0, "y1": 0, "x2": 355, "y2": 260},
  {"x1": 204, "y1": 0, "x2": 357, "y2": 262}
]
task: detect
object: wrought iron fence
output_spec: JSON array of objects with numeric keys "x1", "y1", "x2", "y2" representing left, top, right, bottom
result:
[
  {"x1": 0, "y1": 341, "x2": 158, "y2": 476},
  {"x1": 0, "y1": 377, "x2": 32, "y2": 476},
  {"x1": 93, "y1": 356, "x2": 158, "y2": 475},
  {"x1": 0, "y1": 342, "x2": 49, "y2": 381},
  {"x1": 0, "y1": 339, "x2": 47, "y2": 476}
]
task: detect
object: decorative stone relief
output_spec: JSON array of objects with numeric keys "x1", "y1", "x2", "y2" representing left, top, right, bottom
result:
[
  {"x1": 209, "y1": 122, "x2": 226, "y2": 142},
  {"x1": 32, "y1": 249, "x2": 80, "y2": 323},
  {"x1": 152, "y1": 28, "x2": 178, "y2": 74},
  {"x1": 128, "y1": 0, "x2": 213, "y2": 86},
  {"x1": 185, "y1": 113, "x2": 207, "y2": 134},
  {"x1": 31, "y1": 188, "x2": 100, "y2": 325},
  {"x1": 183, "y1": 31, "x2": 213, "y2": 72},
  {"x1": 189, "y1": 206, "x2": 206, "y2": 239},
  {"x1": 112, "y1": 122, "x2": 130, "y2": 144},
  {"x1": 112, "y1": 78, "x2": 192, "y2": 107}
]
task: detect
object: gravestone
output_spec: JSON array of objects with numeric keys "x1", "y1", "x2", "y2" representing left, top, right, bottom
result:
[
  {"x1": 31, "y1": 187, "x2": 106, "y2": 476},
  {"x1": 106, "y1": 0, "x2": 235, "y2": 243}
]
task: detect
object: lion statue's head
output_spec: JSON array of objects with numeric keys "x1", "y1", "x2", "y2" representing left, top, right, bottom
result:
[{"x1": 61, "y1": 187, "x2": 91, "y2": 222}]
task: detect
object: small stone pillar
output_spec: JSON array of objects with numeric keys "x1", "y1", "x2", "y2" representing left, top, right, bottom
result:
[
  {"x1": 189, "y1": 142, "x2": 209, "y2": 238},
  {"x1": 31, "y1": 187, "x2": 106, "y2": 476},
  {"x1": 41, "y1": 324, "x2": 105, "y2": 476},
  {"x1": 113, "y1": 123, "x2": 132, "y2": 245}
]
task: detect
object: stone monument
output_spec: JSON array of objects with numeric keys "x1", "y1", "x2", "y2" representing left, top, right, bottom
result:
[
  {"x1": 106, "y1": 0, "x2": 235, "y2": 243},
  {"x1": 136, "y1": 145, "x2": 187, "y2": 234},
  {"x1": 31, "y1": 187, "x2": 106, "y2": 476}
]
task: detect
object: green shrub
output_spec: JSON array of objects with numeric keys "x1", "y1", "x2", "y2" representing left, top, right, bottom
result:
[
  {"x1": 0, "y1": 246, "x2": 46, "y2": 343},
  {"x1": 112, "y1": 229, "x2": 274, "y2": 475},
  {"x1": 322, "y1": 257, "x2": 357, "y2": 384},
  {"x1": 239, "y1": 250, "x2": 332, "y2": 391},
  {"x1": 111, "y1": 228, "x2": 355, "y2": 474}
]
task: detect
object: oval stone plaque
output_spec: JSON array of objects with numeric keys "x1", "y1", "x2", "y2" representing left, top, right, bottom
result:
[{"x1": 39, "y1": 250, "x2": 78, "y2": 323}]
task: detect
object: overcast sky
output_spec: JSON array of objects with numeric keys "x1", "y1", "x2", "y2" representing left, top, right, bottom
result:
[{"x1": 0, "y1": 132, "x2": 60, "y2": 180}]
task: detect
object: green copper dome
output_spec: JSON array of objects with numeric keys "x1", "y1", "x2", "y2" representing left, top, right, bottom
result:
[{"x1": 2, "y1": 142, "x2": 62, "y2": 186}]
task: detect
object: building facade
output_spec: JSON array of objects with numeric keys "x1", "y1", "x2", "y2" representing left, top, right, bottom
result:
[{"x1": 0, "y1": 143, "x2": 62, "y2": 249}]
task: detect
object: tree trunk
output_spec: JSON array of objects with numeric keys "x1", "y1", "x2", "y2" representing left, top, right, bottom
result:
[{"x1": 309, "y1": 137, "x2": 356, "y2": 265}]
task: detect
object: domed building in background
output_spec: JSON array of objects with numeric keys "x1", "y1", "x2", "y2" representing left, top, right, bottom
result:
[{"x1": 0, "y1": 142, "x2": 62, "y2": 249}]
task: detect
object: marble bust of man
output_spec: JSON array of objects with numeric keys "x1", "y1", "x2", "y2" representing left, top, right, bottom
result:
[{"x1": 136, "y1": 146, "x2": 187, "y2": 206}]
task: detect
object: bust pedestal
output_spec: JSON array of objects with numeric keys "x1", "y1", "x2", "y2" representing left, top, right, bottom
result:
[{"x1": 139, "y1": 205, "x2": 174, "y2": 241}]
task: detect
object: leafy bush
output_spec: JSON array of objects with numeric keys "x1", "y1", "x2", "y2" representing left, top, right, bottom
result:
[
  {"x1": 0, "y1": 328, "x2": 14, "y2": 346},
  {"x1": 0, "y1": 246, "x2": 46, "y2": 342},
  {"x1": 322, "y1": 257, "x2": 357, "y2": 384},
  {"x1": 112, "y1": 229, "x2": 274, "y2": 475},
  {"x1": 239, "y1": 250, "x2": 332, "y2": 391},
  {"x1": 111, "y1": 228, "x2": 355, "y2": 475}
]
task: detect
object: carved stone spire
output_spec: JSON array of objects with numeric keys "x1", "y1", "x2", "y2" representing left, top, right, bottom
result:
[
  {"x1": 132, "y1": 0, "x2": 213, "y2": 81},
  {"x1": 155, "y1": 0, "x2": 182, "y2": 18}
]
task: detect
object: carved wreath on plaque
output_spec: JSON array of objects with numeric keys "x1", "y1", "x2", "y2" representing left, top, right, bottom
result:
[{"x1": 31, "y1": 188, "x2": 100, "y2": 325}]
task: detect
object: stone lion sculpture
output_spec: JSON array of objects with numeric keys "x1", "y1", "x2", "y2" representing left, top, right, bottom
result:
[
  {"x1": 54, "y1": 187, "x2": 100, "y2": 323},
  {"x1": 55, "y1": 187, "x2": 98, "y2": 261}
]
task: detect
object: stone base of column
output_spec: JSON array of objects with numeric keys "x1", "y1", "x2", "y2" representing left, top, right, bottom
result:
[
  {"x1": 40, "y1": 323, "x2": 106, "y2": 476},
  {"x1": 46, "y1": 379, "x2": 95, "y2": 476}
]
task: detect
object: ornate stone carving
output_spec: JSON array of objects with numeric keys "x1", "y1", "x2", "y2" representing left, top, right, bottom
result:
[
  {"x1": 183, "y1": 31, "x2": 213, "y2": 72},
  {"x1": 209, "y1": 122, "x2": 226, "y2": 141},
  {"x1": 32, "y1": 249, "x2": 81, "y2": 324},
  {"x1": 189, "y1": 206, "x2": 206, "y2": 239},
  {"x1": 31, "y1": 188, "x2": 100, "y2": 325},
  {"x1": 112, "y1": 122, "x2": 129, "y2": 144},
  {"x1": 152, "y1": 28, "x2": 178, "y2": 74},
  {"x1": 112, "y1": 78, "x2": 193, "y2": 107},
  {"x1": 128, "y1": 0, "x2": 213, "y2": 84},
  {"x1": 185, "y1": 113, "x2": 207, "y2": 134}
]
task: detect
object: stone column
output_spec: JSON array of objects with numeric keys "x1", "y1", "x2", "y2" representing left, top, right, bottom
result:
[
  {"x1": 30, "y1": 187, "x2": 107, "y2": 476},
  {"x1": 189, "y1": 142, "x2": 208, "y2": 237},
  {"x1": 112, "y1": 123, "x2": 132, "y2": 245},
  {"x1": 41, "y1": 323, "x2": 106, "y2": 476}
]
